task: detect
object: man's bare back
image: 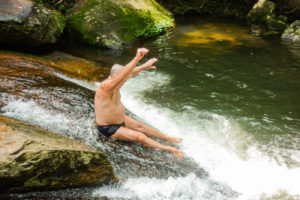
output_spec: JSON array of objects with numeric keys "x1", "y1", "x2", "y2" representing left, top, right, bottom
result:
[
  {"x1": 95, "y1": 48, "x2": 184, "y2": 158},
  {"x1": 95, "y1": 87, "x2": 125, "y2": 125}
]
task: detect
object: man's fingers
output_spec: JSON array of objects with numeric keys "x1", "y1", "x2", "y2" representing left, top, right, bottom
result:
[
  {"x1": 148, "y1": 57, "x2": 157, "y2": 62},
  {"x1": 137, "y1": 48, "x2": 149, "y2": 56},
  {"x1": 150, "y1": 58, "x2": 158, "y2": 64},
  {"x1": 143, "y1": 58, "x2": 158, "y2": 67},
  {"x1": 139, "y1": 48, "x2": 149, "y2": 52}
]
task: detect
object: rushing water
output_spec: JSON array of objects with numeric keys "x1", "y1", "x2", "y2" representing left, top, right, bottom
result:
[{"x1": 1, "y1": 19, "x2": 300, "y2": 199}]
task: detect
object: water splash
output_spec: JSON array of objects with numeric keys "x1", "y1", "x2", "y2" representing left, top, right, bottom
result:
[
  {"x1": 93, "y1": 173, "x2": 232, "y2": 200},
  {"x1": 120, "y1": 70, "x2": 300, "y2": 198},
  {"x1": 1, "y1": 98, "x2": 99, "y2": 148}
]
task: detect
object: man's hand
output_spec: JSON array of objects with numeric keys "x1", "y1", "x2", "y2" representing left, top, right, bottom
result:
[
  {"x1": 136, "y1": 48, "x2": 149, "y2": 60},
  {"x1": 141, "y1": 58, "x2": 157, "y2": 70},
  {"x1": 129, "y1": 58, "x2": 158, "y2": 79}
]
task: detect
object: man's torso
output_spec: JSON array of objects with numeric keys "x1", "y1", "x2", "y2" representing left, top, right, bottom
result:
[{"x1": 95, "y1": 85, "x2": 125, "y2": 125}]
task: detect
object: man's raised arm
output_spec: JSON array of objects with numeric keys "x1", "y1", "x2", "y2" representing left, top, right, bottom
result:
[
  {"x1": 128, "y1": 58, "x2": 158, "y2": 79},
  {"x1": 100, "y1": 48, "x2": 149, "y2": 92}
]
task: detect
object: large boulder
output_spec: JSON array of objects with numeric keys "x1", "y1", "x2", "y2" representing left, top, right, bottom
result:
[
  {"x1": 0, "y1": 115, "x2": 117, "y2": 193},
  {"x1": 68, "y1": 0, "x2": 175, "y2": 49},
  {"x1": 282, "y1": 20, "x2": 300, "y2": 42},
  {"x1": 0, "y1": 0, "x2": 65, "y2": 46}
]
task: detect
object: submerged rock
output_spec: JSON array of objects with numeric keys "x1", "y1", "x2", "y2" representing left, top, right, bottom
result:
[
  {"x1": 43, "y1": 51, "x2": 110, "y2": 81},
  {"x1": 0, "y1": 115, "x2": 117, "y2": 193},
  {"x1": 0, "y1": 0, "x2": 65, "y2": 46},
  {"x1": 282, "y1": 20, "x2": 300, "y2": 42},
  {"x1": 68, "y1": 0, "x2": 175, "y2": 49}
]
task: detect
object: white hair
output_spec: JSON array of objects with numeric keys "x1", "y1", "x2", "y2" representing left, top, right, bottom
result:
[{"x1": 110, "y1": 64, "x2": 123, "y2": 77}]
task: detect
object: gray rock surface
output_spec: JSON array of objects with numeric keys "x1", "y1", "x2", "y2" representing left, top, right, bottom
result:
[{"x1": 0, "y1": 0, "x2": 65, "y2": 46}]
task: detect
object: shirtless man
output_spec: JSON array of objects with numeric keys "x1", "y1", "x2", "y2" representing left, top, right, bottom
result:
[{"x1": 94, "y1": 48, "x2": 184, "y2": 158}]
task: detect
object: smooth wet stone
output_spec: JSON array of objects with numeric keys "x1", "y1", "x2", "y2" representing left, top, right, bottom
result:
[
  {"x1": 282, "y1": 20, "x2": 300, "y2": 42},
  {"x1": 0, "y1": 51, "x2": 109, "y2": 82},
  {"x1": 43, "y1": 51, "x2": 110, "y2": 81},
  {"x1": 0, "y1": 0, "x2": 65, "y2": 46},
  {"x1": 68, "y1": 0, "x2": 175, "y2": 49},
  {"x1": 0, "y1": 115, "x2": 117, "y2": 193}
]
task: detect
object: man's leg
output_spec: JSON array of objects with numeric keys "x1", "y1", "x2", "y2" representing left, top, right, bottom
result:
[
  {"x1": 125, "y1": 116, "x2": 183, "y2": 143},
  {"x1": 111, "y1": 126, "x2": 184, "y2": 158}
]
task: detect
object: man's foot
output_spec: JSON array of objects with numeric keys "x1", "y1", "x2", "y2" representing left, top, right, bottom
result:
[
  {"x1": 172, "y1": 149, "x2": 184, "y2": 158},
  {"x1": 167, "y1": 137, "x2": 183, "y2": 144},
  {"x1": 167, "y1": 146, "x2": 184, "y2": 158}
]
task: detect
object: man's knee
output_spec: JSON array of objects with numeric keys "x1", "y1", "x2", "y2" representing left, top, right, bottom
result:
[{"x1": 136, "y1": 133, "x2": 147, "y2": 143}]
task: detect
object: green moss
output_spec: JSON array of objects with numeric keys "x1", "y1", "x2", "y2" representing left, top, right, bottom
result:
[{"x1": 48, "y1": 10, "x2": 66, "y2": 40}]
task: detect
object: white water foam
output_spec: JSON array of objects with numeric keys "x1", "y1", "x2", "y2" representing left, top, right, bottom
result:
[
  {"x1": 116, "y1": 71, "x2": 300, "y2": 199},
  {"x1": 1, "y1": 97, "x2": 100, "y2": 148},
  {"x1": 93, "y1": 173, "x2": 213, "y2": 200},
  {"x1": 53, "y1": 72, "x2": 99, "y2": 91}
]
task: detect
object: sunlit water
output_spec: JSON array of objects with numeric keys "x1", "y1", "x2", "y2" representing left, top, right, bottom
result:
[{"x1": 1, "y1": 19, "x2": 300, "y2": 199}]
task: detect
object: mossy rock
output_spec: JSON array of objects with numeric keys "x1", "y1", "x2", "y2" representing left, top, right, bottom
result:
[
  {"x1": 0, "y1": 115, "x2": 117, "y2": 193},
  {"x1": 282, "y1": 20, "x2": 300, "y2": 42},
  {"x1": 247, "y1": 0, "x2": 288, "y2": 32},
  {"x1": 266, "y1": 16, "x2": 287, "y2": 31},
  {"x1": 0, "y1": 0, "x2": 66, "y2": 47},
  {"x1": 247, "y1": 0, "x2": 275, "y2": 23},
  {"x1": 68, "y1": 0, "x2": 175, "y2": 49}
]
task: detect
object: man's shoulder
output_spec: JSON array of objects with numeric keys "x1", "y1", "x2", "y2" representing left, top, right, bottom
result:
[{"x1": 96, "y1": 82, "x2": 114, "y2": 97}]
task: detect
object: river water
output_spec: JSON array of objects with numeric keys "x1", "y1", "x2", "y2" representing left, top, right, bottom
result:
[{"x1": 1, "y1": 19, "x2": 300, "y2": 199}]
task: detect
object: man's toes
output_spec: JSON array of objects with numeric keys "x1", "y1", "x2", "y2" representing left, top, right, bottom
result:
[
  {"x1": 174, "y1": 150, "x2": 184, "y2": 158},
  {"x1": 168, "y1": 137, "x2": 183, "y2": 143}
]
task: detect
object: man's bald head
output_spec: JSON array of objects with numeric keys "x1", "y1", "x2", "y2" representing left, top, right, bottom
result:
[{"x1": 110, "y1": 64, "x2": 123, "y2": 77}]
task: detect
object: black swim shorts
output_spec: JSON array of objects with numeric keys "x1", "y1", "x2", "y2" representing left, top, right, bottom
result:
[{"x1": 97, "y1": 122, "x2": 125, "y2": 138}]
